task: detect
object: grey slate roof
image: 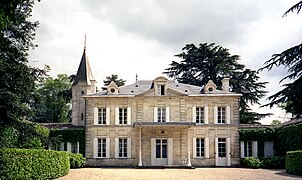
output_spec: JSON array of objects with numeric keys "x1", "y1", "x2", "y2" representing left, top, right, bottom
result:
[
  {"x1": 72, "y1": 48, "x2": 94, "y2": 86},
  {"x1": 85, "y1": 80, "x2": 240, "y2": 97}
]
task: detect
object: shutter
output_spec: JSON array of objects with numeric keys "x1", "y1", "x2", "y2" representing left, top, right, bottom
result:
[
  {"x1": 106, "y1": 138, "x2": 110, "y2": 158},
  {"x1": 94, "y1": 107, "x2": 98, "y2": 125},
  {"x1": 168, "y1": 138, "x2": 173, "y2": 165},
  {"x1": 226, "y1": 106, "x2": 231, "y2": 124},
  {"x1": 77, "y1": 141, "x2": 80, "y2": 153},
  {"x1": 115, "y1": 107, "x2": 119, "y2": 125},
  {"x1": 151, "y1": 138, "x2": 156, "y2": 165},
  {"x1": 240, "y1": 141, "x2": 245, "y2": 158},
  {"x1": 192, "y1": 138, "x2": 196, "y2": 158},
  {"x1": 192, "y1": 106, "x2": 196, "y2": 122},
  {"x1": 166, "y1": 107, "x2": 170, "y2": 122},
  {"x1": 153, "y1": 107, "x2": 158, "y2": 122},
  {"x1": 127, "y1": 107, "x2": 131, "y2": 125},
  {"x1": 214, "y1": 106, "x2": 218, "y2": 124},
  {"x1": 226, "y1": 137, "x2": 231, "y2": 166},
  {"x1": 204, "y1": 106, "x2": 209, "y2": 124},
  {"x1": 60, "y1": 142, "x2": 64, "y2": 151},
  {"x1": 205, "y1": 137, "x2": 210, "y2": 158},
  {"x1": 127, "y1": 138, "x2": 131, "y2": 158},
  {"x1": 93, "y1": 138, "x2": 98, "y2": 158},
  {"x1": 115, "y1": 138, "x2": 119, "y2": 158},
  {"x1": 67, "y1": 142, "x2": 72, "y2": 152},
  {"x1": 106, "y1": 107, "x2": 110, "y2": 125},
  {"x1": 252, "y1": 141, "x2": 258, "y2": 158},
  {"x1": 215, "y1": 138, "x2": 218, "y2": 166}
]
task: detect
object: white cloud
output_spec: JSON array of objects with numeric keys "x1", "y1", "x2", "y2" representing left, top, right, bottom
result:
[{"x1": 29, "y1": 0, "x2": 302, "y2": 124}]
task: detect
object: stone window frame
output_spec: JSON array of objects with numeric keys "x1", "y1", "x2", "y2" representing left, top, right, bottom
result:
[{"x1": 217, "y1": 107, "x2": 226, "y2": 124}]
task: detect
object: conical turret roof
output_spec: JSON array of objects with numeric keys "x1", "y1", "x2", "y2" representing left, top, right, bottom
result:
[{"x1": 72, "y1": 48, "x2": 94, "y2": 86}]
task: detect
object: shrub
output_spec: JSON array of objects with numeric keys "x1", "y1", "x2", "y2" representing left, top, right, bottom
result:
[
  {"x1": 0, "y1": 148, "x2": 70, "y2": 179},
  {"x1": 241, "y1": 157, "x2": 262, "y2": 169},
  {"x1": 69, "y1": 152, "x2": 86, "y2": 168},
  {"x1": 286, "y1": 150, "x2": 302, "y2": 176},
  {"x1": 261, "y1": 156, "x2": 285, "y2": 169}
]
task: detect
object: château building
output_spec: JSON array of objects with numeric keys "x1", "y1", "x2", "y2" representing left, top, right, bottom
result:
[{"x1": 71, "y1": 47, "x2": 242, "y2": 167}]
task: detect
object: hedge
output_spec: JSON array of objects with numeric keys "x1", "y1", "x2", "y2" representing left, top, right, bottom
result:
[
  {"x1": 275, "y1": 124, "x2": 302, "y2": 156},
  {"x1": 0, "y1": 148, "x2": 69, "y2": 179},
  {"x1": 286, "y1": 150, "x2": 302, "y2": 176}
]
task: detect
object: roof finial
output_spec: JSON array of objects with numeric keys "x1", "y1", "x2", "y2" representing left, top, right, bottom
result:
[
  {"x1": 84, "y1": 34, "x2": 86, "y2": 50},
  {"x1": 135, "y1": 73, "x2": 138, "y2": 83}
]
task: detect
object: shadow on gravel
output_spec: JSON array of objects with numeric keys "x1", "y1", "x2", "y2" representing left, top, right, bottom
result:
[{"x1": 268, "y1": 169, "x2": 301, "y2": 179}]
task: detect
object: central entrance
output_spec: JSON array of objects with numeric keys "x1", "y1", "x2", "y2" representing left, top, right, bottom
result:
[
  {"x1": 151, "y1": 138, "x2": 173, "y2": 166},
  {"x1": 155, "y1": 139, "x2": 168, "y2": 165}
]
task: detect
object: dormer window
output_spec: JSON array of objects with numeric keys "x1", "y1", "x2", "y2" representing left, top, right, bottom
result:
[{"x1": 157, "y1": 85, "x2": 165, "y2": 96}]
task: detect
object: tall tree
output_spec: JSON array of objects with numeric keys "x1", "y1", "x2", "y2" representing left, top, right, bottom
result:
[
  {"x1": 164, "y1": 43, "x2": 268, "y2": 123},
  {"x1": 103, "y1": 74, "x2": 126, "y2": 87},
  {"x1": 31, "y1": 74, "x2": 72, "y2": 123},
  {"x1": 259, "y1": 1, "x2": 302, "y2": 119},
  {"x1": 0, "y1": 0, "x2": 45, "y2": 123}
]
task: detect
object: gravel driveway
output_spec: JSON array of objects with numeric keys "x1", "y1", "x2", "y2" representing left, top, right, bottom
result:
[{"x1": 57, "y1": 168, "x2": 301, "y2": 180}]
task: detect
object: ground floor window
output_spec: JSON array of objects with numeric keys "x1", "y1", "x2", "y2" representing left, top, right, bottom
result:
[
  {"x1": 119, "y1": 138, "x2": 128, "y2": 158},
  {"x1": 218, "y1": 138, "x2": 226, "y2": 157},
  {"x1": 240, "y1": 141, "x2": 258, "y2": 158},
  {"x1": 244, "y1": 141, "x2": 253, "y2": 157},
  {"x1": 196, "y1": 138, "x2": 205, "y2": 157},
  {"x1": 98, "y1": 139, "x2": 106, "y2": 158}
]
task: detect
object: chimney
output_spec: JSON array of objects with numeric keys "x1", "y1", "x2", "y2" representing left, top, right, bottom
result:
[{"x1": 221, "y1": 78, "x2": 230, "y2": 92}]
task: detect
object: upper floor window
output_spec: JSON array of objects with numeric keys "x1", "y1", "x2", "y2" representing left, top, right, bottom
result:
[
  {"x1": 217, "y1": 107, "x2": 226, "y2": 124},
  {"x1": 119, "y1": 108, "x2": 127, "y2": 125},
  {"x1": 157, "y1": 85, "x2": 165, "y2": 95},
  {"x1": 196, "y1": 107, "x2": 204, "y2": 124},
  {"x1": 98, "y1": 108, "x2": 106, "y2": 124},
  {"x1": 157, "y1": 107, "x2": 166, "y2": 122}
]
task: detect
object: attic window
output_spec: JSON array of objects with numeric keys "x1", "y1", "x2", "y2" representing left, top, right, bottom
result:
[
  {"x1": 131, "y1": 90, "x2": 134, "y2": 93},
  {"x1": 176, "y1": 84, "x2": 179, "y2": 87},
  {"x1": 157, "y1": 85, "x2": 165, "y2": 95},
  {"x1": 135, "y1": 85, "x2": 138, "y2": 87},
  {"x1": 185, "y1": 90, "x2": 188, "y2": 92}
]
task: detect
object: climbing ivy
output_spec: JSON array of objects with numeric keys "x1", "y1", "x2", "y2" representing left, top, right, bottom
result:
[
  {"x1": 239, "y1": 124, "x2": 302, "y2": 157},
  {"x1": 49, "y1": 128, "x2": 85, "y2": 155}
]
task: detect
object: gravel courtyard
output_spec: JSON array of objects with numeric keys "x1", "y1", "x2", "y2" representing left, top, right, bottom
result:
[{"x1": 57, "y1": 168, "x2": 301, "y2": 180}]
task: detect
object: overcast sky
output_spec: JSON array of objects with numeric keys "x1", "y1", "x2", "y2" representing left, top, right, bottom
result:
[{"x1": 28, "y1": 0, "x2": 302, "y2": 124}]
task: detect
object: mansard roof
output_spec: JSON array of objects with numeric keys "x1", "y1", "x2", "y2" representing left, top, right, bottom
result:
[
  {"x1": 85, "y1": 79, "x2": 241, "y2": 97},
  {"x1": 72, "y1": 48, "x2": 94, "y2": 86}
]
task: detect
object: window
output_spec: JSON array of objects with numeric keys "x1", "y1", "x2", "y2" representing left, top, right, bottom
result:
[
  {"x1": 241, "y1": 141, "x2": 257, "y2": 158},
  {"x1": 81, "y1": 113, "x2": 84, "y2": 121},
  {"x1": 244, "y1": 141, "x2": 253, "y2": 157},
  {"x1": 156, "y1": 139, "x2": 167, "y2": 158},
  {"x1": 119, "y1": 138, "x2": 128, "y2": 158},
  {"x1": 196, "y1": 138, "x2": 205, "y2": 157},
  {"x1": 217, "y1": 107, "x2": 226, "y2": 124},
  {"x1": 119, "y1": 108, "x2": 127, "y2": 125},
  {"x1": 218, "y1": 138, "x2": 226, "y2": 157},
  {"x1": 157, "y1": 107, "x2": 166, "y2": 122},
  {"x1": 157, "y1": 85, "x2": 165, "y2": 95},
  {"x1": 196, "y1": 107, "x2": 204, "y2": 124},
  {"x1": 98, "y1": 108, "x2": 106, "y2": 124},
  {"x1": 71, "y1": 142, "x2": 79, "y2": 153},
  {"x1": 98, "y1": 139, "x2": 106, "y2": 158}
]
